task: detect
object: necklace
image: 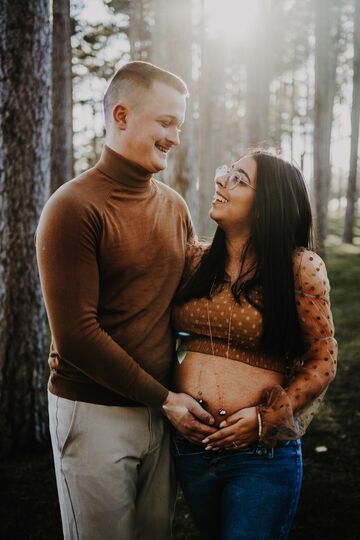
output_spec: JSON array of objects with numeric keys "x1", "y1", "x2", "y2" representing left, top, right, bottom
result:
[{"x1": 203, "y1": 281, "x2": 235, "y2": 417}]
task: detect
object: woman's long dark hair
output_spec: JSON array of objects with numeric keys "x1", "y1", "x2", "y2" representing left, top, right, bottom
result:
[{"x1": 176, "y1": 150, "x2": 315, "y2": 360}]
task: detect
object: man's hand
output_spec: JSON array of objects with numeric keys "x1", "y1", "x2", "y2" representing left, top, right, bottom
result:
[
  {"x1": 201, "y1": 406, "x2": 259, "y2": 450},
  {"x1": 162, "y1": 391, "x2": 216, "y2": 444}
]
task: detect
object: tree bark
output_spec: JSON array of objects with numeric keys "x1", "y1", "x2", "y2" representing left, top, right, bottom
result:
[
  {"x1": 313, "y1": 0, "x2": 340, "y2": 256},
  {"x1": 151, "y1": 0, "x2": 199, "y2": 229},
  {"x1": 198, "y1": 36, "x2": 226, "y2": 237},
  {"x1": 51, "y1": 0, "x2": 73, "y2": 193},
  {"x1": 245, "y1": 59, "x2": 271, "y2": 148},
  {"x1": 0, "y1": 0, "x2": 52, "y2": 456},
  {"x1": 244, "y1": 3, "x2": 276, "y2": 148},
  {"x1": 343, "y1": 0, "x2": 360, "y2": 244},
  {"x1": 129, "y1": 0, "x2": 152, "y2": 61}
]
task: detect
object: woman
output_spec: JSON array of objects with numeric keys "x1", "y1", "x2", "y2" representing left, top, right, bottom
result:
[{"x1": 171, "y1": 150, "x2": 337, "y2": 540}]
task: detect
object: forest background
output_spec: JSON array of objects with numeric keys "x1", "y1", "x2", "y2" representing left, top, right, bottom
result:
[{"x1": 0, "y1": 0, "x2": 359, "y2": 538}]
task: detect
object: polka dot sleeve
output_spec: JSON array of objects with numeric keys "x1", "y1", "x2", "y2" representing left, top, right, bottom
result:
[{"x1": 258, "y1": 250, "x2": 337, "y2": 447}]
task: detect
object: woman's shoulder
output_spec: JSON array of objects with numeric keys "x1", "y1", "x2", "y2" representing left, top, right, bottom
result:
[
  {"x1": 184, "y1": 239, "x2": 209, "y2": 276},
  {"x1": 186, "y1": 239, "x2": 209, "y2": 261},
  {"x1": 292, "y1": 247, "x2": 330, "y2": 297}
]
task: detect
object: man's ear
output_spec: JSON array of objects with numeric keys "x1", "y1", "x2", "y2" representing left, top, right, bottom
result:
[{"x1": 112, "y1": 104, "x2": 127, "y2": 130}]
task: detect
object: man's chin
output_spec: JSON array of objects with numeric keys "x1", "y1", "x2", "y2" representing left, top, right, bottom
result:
[{"x1": 151, "y1": 156, "x2": 167, "y2": 172}]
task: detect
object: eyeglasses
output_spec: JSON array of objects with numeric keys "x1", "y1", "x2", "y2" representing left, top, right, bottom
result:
[{"x1": 215, "y1": 164, "x2": 256, "y2": 191}]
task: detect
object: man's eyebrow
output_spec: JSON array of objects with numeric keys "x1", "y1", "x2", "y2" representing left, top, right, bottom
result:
[
  {"x1": 158, "y1": 114, "x2": 177, "y2": 120},
  {"x1": 233, "y1": 167, "x2": 252, "y2": 184},
  {"x1": 157, "y1": 114, "x2": 183, "y2": 125}
]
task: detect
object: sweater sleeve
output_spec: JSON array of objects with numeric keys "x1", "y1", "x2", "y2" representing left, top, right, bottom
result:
[
  {"x1": 36, "y1": 188, "x2": 168, "y2": 407},
  {"x1": 257, "y1": 250, "x2": 337, "y2": 447}
]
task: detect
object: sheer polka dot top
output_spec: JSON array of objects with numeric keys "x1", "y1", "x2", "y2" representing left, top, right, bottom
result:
[{"x1": 172, "y1": 242, "x2": 337, "y2": 446}]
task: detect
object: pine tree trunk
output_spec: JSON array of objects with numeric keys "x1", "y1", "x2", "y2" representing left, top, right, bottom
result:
[
  {"x1": 152, "y1": 0, "x2": 199, "y2": 229},
  {"x1": 129, "y1": 0, "x2": 152, "y2": 60},
  {"x1": 313, "y1": 0, "x2": 339, "y2": 256},
  {"x1": 244, "y1": 4, "x2": 275, "y2": 148},
  {"x1": 0, "y1": 0, "x2": 52, "y2": 456},
  {"x1": 245, "y1": 60, "x2": 271, "y2": 148},
  {"x1": 51, "y1": 0, "x2": 73, "y2": 193},
  {"x1": 198, "y1": 36, "x2": 226, "y2": 237},
  {"x1": 343, "y1": 0, "x2": 360, "y2": 244}
]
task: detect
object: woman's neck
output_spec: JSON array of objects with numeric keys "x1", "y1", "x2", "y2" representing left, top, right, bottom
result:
[{"x1": 224, "y1": 231, "x2": 254, "y2": 283}]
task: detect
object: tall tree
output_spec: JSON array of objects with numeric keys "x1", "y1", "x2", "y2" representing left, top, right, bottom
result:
[
  {"x1": 313, "y1": 0, "x2": 341, "y2": 255},
  {"x1": 129, "y1": 0, "x2": 152, "y2": 60},
  {"x1": 343, "y1": 0, "x2": 360, "y2": 244},
  {"x1": 245, "y1": 37, "x2": 272, "y2": 146},
  {"x1": 0, "y1": 0, "x2": 52, "y2": 456},
  {"x1": 152, "y1": 0, "x2": 199, "y2": 229},
  {"x1": 72, "y1": 3, "x2": 128, "y2": 172},
  {"x1": 51, "y1": 0, "x2": 73, "y2": 193},
  {"x1": 244, "y1": 1, "x2": 283, "y2": 148},
  {"x1": 198, "y1": 36, "x2": 227, "y2": 237}
]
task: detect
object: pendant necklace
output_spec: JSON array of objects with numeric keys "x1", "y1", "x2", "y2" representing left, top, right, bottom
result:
[{"x1": 204, "y1": 280, "x2": 235, "y2": 417}]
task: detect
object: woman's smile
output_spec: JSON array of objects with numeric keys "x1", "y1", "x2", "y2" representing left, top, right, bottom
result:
[{"x1": 212, "y1": 191, "x2": 229, "y2": 205}]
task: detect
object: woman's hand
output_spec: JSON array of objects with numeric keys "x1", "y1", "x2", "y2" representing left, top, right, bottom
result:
[{"x1": 201, "y1": 406, "x2": 259, "y2": 451}]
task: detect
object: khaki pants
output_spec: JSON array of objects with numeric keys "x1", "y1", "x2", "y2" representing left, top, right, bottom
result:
[{"x1": 48, "y1": 391, "x2": 176, "y2": 540}]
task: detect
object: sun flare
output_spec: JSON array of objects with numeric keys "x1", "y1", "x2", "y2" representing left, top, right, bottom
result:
[{"x1": 205, "y1": 0, "x2": 261, "y2": 42}]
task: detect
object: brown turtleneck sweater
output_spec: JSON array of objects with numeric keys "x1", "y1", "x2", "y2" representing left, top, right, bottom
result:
[{"x1": 36, "y1": 145, "x2": 194, "y2": 407}]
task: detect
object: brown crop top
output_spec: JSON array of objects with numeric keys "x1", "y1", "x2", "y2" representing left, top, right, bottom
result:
[{"x1": 172, "y1": 242, "x2": 338, "y2": 447}]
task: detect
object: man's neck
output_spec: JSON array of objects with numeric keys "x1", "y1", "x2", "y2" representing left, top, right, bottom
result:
[{"x1": 96, "y1": 145, "x2": 152, "y2": 192}]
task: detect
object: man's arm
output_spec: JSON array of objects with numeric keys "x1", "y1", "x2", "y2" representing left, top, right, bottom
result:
[
  {"x1": 36, "y1": 188, "x2": 169, "y2": 405},
  {"x1": 36, "y1": 187, "x2": 215, "y2": 435}
]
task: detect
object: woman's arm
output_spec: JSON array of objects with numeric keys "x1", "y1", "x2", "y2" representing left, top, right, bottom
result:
[{"x1": 257, "y1": 250, "x2": 337, "y2": 447}]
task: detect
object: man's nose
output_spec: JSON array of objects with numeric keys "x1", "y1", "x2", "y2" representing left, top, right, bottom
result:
[{"x1": 167, "y1": 128, "x2": 180, "y2": 146}]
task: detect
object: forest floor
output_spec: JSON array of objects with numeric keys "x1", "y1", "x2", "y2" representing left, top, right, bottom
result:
[{"x1": 1, "y1": 242, "x2": 359, "y2": 540}]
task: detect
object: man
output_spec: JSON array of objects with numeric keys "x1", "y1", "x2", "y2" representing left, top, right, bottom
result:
[{"x1": 36, "y1": 61, "x2": 216, "y2": 540}]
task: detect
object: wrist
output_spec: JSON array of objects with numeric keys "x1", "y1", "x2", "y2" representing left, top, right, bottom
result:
[
  {"x1": 162, "y1": 390, "x2": 175, "y2": 407},
  {"x1": 256, "y1": 406, "x2": 263, "y2": 441},
  {"x1": 161, "y1": 391, "x2": 189, "y2": 417}
]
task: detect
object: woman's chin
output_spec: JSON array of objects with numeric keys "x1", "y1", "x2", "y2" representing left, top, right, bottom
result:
[
  {"x1": 209, "y1": 206, "x2": 220, "y2": 222},
  {"x1": 209, "y1": 208, "x2": 227, "y2": 229}
]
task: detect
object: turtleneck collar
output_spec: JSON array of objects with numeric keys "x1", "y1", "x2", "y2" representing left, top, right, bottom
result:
[{"x1": 96, "y1": 145, "x2": 153, "y2": 192}]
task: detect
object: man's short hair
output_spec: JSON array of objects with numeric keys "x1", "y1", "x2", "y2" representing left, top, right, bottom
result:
[{"x1": 103, "y1": 61, "x2": 189, "y2": 126}]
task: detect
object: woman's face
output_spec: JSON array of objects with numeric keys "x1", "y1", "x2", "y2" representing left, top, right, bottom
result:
[{"x1": 209, "y1": 156, "x2": 257, "y2": 231}]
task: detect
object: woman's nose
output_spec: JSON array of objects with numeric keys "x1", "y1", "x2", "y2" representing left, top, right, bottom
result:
[{"x1": 215, "y1": 175, "x2": 227, "y2": 188}]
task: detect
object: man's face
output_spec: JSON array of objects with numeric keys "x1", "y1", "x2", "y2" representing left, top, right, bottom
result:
[{"x1": 120, "y1": 81, "x2": 187, "y2": 173}]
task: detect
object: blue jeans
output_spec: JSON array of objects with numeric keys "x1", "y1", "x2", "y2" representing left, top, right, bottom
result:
[{"x1": 172, "y1": 435, "x2": 302, "y2": 540}]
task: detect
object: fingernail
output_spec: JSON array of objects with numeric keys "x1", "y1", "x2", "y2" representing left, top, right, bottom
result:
[
  {"x1": 202, "y1": 438, "x2": 209, "y2": 444},
  {"x1": 205, "y1": 445, "x2": 212, "y2": 451},
  {"x1": 209, "y1": 418, "x2": 215, "y2": 425},
  {"x1": 219, "y1": 421, "x2": 226, "y2": 428}
]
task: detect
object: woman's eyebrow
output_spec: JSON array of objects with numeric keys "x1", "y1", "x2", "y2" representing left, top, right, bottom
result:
[{"x1": 233, "y1": 167, "x2": 252, "y2": 184}]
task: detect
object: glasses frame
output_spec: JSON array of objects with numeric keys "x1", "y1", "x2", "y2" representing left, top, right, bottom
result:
[{"x1": 215, "y1": 164, "x2": 256, "y2": 191}]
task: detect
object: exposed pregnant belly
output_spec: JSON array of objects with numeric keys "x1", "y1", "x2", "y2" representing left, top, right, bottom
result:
[{"x1": 173, "y1": 351, "x2": 285, "y2": 427}]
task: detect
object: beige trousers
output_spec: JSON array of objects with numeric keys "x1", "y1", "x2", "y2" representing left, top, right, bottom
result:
[{"x1": 48, "y1": 392, "x2": 176, "y2": 540}]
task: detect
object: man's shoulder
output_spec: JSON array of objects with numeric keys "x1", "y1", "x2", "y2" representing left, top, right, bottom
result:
[
  {"x1": 49, "y1": 166, "x2": 111, "y2": 210},
  {"x1": 152, "y1": 178, "x2": 189, "y2": 211}
]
